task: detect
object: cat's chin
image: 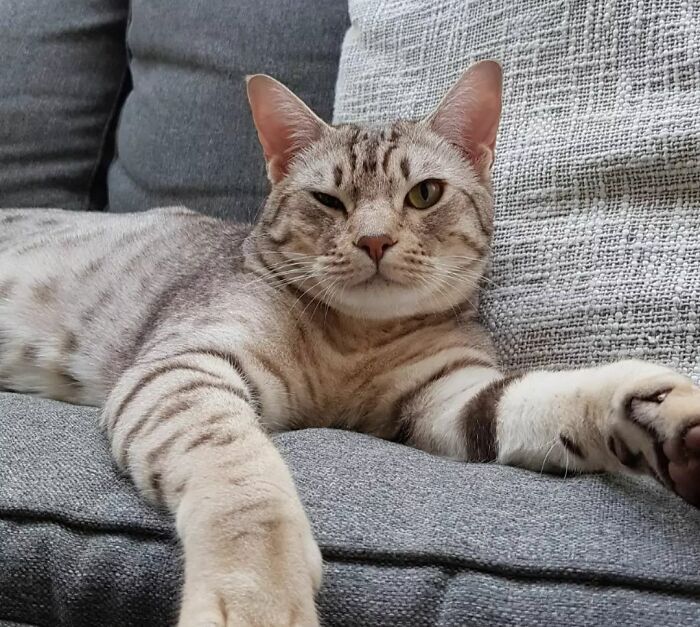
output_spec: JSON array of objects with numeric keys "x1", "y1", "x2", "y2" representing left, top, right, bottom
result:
[{"x1": 325, "y1": 280, "x2": 465, "y2": 321}]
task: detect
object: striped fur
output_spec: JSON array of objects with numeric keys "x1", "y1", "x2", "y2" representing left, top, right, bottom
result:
[{"x1": 2, "y1": 65, "x2": 700, "y2": 626}]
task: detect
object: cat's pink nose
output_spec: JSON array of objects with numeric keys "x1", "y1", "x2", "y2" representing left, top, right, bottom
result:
[{"x1": 355, "y1": 235, "x2": 396, "y2": 264}]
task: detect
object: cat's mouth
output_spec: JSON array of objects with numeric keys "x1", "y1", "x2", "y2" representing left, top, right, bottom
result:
[
  {"x1": 353, "y1": 272, "x2": 403, "y2": 288},
  {"x1": 363, "y1": 275, "x2": 394, "y2": 286}
]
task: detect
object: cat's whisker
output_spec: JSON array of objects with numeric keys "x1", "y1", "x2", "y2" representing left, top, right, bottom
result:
[
  {"x1": 314, "y1": 276, "x2": 343, "y2": 322},
  {"x1": 245, "y1": 275, "x2": 318, "y2": 295},
  {"x1": 431, "y1": 273, "x2": 488, "y2": 294},
  {"x1": 539, "y1": 439, "x2": 559, "y2": 475},
  {"x1": 297, "y1": 275, "x2": 339, "y2": 320},
  {"x1": 435, "y1": 264, "x2": 491, "y2": 281},
  {"x1": 430, "y1": 271, "x2": 480, "y2": 314},
  {"x1": 426, "y1": 274, "x2": 463, "y2": 318},
  {"x1": 431, "y1": 283, "x2": 459, "y2": 319},
  {"x1": 431, "y1": 260, "x2": 496, "y2": 286},
  {"x1": 432, "y1": 266, "x2": 497, "y2": 290},
  {"x1": 243, "y1": 263, "x2": 315, "y2": 283},
  {"x1": 244, "y1": 272, "x2": 308, "y2": 291},
  {"x1": 247, "y1": 262, "x2": 313, "y2": 279},
  {"x1": 254, "y1": 261, "x2": 316, "y2": 276},
  {"x1": 213, "y1": 249, "x2": 319, "y2": 262},
  {"x1": 244, "y1": 261, "x2": 320, "y2": 289},
  {"x1": 287, "y1": 272, "x2": 336, "y2": 314},
  {"x1": 437, "y1": 254, "x2": 486, "y2": 263},
  {"x1": 305, "y1": 277, "x2": 334, "y2": 319},
  {"x1": 323, "y1": 279, "x2": 344, "y2": 326}
]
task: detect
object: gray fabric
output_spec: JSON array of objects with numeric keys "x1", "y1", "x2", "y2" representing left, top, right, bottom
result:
[
  {"x1": 0, "y1": 0, "x2": 129, "y2": 211},
  {"x1": 2, "y1": 391, "x2": 700, "y2": 626},
  {"x1": 334, "y1": 0, "x2": 700, "y2": 383},
  {"x1": 107, "y1": 0, "x2": 349, "y2": 221}
]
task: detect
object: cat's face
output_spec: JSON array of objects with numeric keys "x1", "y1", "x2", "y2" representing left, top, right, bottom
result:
[{"x1": 247, "y1": 62, "x2": 502, "y2": 320}]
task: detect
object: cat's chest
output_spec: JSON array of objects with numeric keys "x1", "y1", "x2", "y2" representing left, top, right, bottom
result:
[
  {"x1": 288, "y1": 343, "x2": 398, "y2": 431},
  {"x1": 265, "y1": 317, "x2": 474, "y2": 434},
  {"x1": 298, "y1": 344, "x2": 400, "y2": 414}
]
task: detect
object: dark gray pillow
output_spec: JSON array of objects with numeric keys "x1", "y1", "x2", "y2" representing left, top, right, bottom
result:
[
  {"x1": 0, "y1": 0, "x2": 129, "y2": 211},
  {"x1": 107, "y1": 0, "x2": 349, "y2": 221}
]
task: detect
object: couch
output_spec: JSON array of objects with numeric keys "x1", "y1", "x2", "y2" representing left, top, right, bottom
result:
[{"x1": 1, "y1": 1, "x2": 699, "y2": 625}]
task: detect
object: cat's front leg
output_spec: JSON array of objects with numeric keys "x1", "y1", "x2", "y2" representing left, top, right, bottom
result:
[
  {"x1": 102, "y1": 349, "x2": 321, "y2": 626},
  {"x1": 397, "y1": 360, "x2": 700, "y2": 506},
  {"x1": 494, "y1": 360, "x2": 700, "y2": 506},
  {"x1": 174, "y1": 439, "x2": 321, "y2": 627}
]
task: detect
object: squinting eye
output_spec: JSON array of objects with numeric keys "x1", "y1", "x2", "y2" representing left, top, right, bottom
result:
[
  {"x1": 312, "y1": 191, "x2": 346, "y2": 212},
  {"x1": 406, "y1": 179, "x2": 443, "y2": 209}
]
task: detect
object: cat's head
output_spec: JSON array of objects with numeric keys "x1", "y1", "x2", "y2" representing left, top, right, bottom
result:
[{"x1": 247, "y1": 61, "x2": 502, "y2": 320}]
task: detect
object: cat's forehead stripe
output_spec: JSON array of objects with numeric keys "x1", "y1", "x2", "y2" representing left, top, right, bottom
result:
[
  {"x1": 400, "y1": 156, "x2": 410, "y2": 179},
  {"x1": 362, "y1": 137, "x2": 378, "y2": 174},
  {"x1": 334, "y1": 123, "x2": 412, "y2": 194},
  {"x1": 333, "y1": 165, "x2": 343, "y2": 187},
  {"x1": 381, "y1": 144, "x2": 396, "y2": 174}
]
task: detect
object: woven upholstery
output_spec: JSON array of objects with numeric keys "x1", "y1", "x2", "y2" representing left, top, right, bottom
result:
[{"x1": 334, "y1": 0, "x2": 700, "y2": 382}]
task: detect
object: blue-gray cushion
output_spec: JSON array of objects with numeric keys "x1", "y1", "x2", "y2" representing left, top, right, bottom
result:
[
  {"x1": 1, "y1": 391, "x2": 699, "y2": 626},
  {"x1": 0, "y1": 0, "x2": 129, "y2": 211},
  {"x1": 106, "y1": 0, "x2": 349, "y2": 221}
]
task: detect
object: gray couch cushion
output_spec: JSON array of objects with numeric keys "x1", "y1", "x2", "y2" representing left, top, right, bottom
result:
[
  {"x1": 2, "y1": 391, "x2": 699, "y2": 626},
  {"x1": 0, "y1": 0, "x2": 129, "y2": 211},
  {"x1": 106, "y1": 0, "x2": 349, "y2": 221}
]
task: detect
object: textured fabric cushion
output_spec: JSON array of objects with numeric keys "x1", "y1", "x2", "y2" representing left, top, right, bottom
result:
[
  {"x1": 2, "y1": 391, "x2": 700, "y2": 626},
  {"x1": 334, "y1": 0, "x2": 700, "y2": 383},
  {"x1": 106, "y1": 0, "x2": 348, "y2": 221},
  {"x1": 0, "y1": 0, "x2": 129, "y2": 211}
]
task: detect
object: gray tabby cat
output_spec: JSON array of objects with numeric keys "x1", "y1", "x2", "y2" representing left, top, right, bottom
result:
[{"x1": 1, "y1": 61, "x2": 699, "y2": 626}]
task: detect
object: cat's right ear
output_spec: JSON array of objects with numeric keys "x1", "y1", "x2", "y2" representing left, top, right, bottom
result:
[{"x1": 246, "y1": 75, "x2": 328, "y2": 183}]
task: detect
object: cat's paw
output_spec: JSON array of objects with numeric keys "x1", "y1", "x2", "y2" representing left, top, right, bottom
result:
[
  {"x1": 608, "y1": 372, "x2": 700, "y2": 506},
  {"x1": 663, "y1": 423, "x2": 700, "y2": 507},
  {"x1": 177, "y1": 514, "x2": 322, "y2": 627}
]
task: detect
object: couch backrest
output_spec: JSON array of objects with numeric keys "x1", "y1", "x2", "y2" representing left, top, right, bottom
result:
[
  {"x1": 1, "y1": 0, "x2": 349, "y2": 221},
  {"x1": 0, "y1": 0, "x2": 129, "y2": 211},
  {"x1": 106, "y1": 0, "x2": 349, "y2": 221}
]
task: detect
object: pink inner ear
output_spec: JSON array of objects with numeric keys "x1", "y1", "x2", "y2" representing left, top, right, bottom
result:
[
  {"x1": 428, "y1": 61, "x2": 503, "y2": 170},
  {"x1": 247, "y1": 75, "x2": 325, "y2": 182}
]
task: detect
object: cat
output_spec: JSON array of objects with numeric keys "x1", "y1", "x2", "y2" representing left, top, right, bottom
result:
[{"x1": 1, "y1": 60, "x2": 699, "y2": 626}]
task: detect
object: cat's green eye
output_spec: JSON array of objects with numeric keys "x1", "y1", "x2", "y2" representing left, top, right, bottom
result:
[
  {"x1": 406, "y1": 179, "x2": 443, "y2": 209},
  {"x1": 312, "y1": 191, "x2": 346, "y2": 212}
]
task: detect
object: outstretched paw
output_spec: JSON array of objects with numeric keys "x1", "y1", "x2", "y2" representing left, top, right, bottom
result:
[
  {"x1": 663, "y1": 424, "x2": 700, "y2": 506},
  {"x1": 610, "y1": 374, "x2": 700, "y2": 507}
]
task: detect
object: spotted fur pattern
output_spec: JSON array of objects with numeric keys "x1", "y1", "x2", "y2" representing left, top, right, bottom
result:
[{"x1": 1, "y1": 63, "x2": 699, "y2": 626}]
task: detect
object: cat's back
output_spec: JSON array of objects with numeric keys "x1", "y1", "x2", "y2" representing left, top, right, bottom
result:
[
  {"x1": 1, "y1": 206, "x2": 249, "y2": 262},
  {"x1": 0, "y1": 207, "x2": 252, "y2": 403},
  {"x1": 1, "y1": 207, "x2": 252, "y2": 288},
  {"x1": 1, "y1": 206, "x2": 251, "y2": 313}
]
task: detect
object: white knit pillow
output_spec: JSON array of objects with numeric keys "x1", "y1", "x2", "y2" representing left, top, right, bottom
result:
[{"x1": 334, "y1": 0, "x2": 700, "y2": 382}]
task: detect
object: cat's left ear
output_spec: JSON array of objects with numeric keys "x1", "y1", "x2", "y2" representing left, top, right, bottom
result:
[
  {"x1": 425, "y1": 60, "x2": 503, "y2": 176},
  {"x1": 246, "y1": 75, "x2": 329, "y2": 183}
]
